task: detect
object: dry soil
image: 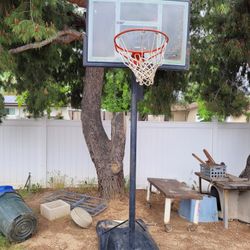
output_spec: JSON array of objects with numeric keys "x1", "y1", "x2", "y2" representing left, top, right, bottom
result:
[{"x1": 19, "y1": 190, "x2": 250, "y2": 250}]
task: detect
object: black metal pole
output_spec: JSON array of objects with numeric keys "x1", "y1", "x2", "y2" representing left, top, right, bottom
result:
[{"x1": 129, "y1": 74, "x2": 138, "y2": 249}]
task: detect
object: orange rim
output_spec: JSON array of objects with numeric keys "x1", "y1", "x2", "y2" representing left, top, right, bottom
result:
[{"x1": 114, "y1": 28, "x2": 169, "y2": 55}]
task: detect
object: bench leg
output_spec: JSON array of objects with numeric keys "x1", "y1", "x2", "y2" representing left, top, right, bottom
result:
[
  {"x1": 187, "y1": 199, "x2": 200, "y2": 232},
  {"x1": 164, "y1": 198, "x2": 172, "y2": 224},
  {"x1": 164, "y1": 198, "x2": 172, "y2": 232}
]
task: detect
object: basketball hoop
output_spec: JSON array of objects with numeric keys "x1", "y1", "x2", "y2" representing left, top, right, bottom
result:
[{"x1": 114, "y1": 28, "x2": 169, "y2": 86}]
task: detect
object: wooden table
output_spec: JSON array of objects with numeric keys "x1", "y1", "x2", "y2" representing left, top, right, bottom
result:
[
  {"x1": 146, "y1": 178, "x2": 203, "y2": 232},
  {"x1": 195, "y1": 172, "x2": 250, "y2": 229}
]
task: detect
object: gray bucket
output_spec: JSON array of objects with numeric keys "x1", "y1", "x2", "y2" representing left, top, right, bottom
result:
[{"x1": 0, "y1": 192, "x2": 37, "y2": 242}]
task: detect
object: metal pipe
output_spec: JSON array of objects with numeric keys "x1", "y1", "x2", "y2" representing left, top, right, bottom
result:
[{"x1": 129, "y1": 74, "x2": 138, "y2": 249}]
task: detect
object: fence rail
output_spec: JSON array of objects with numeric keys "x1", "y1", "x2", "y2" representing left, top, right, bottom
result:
[{"x1": 0, "y1": 119, "x2": 249, "y2": 189}]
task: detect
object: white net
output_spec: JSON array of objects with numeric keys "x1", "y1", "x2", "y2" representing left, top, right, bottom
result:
[{"x1": 115, "y1": 29, "x2": 168, "y2": 86}]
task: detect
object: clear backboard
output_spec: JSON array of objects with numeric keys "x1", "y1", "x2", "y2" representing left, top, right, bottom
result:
[{"x1": 83, "y1": 0, "x2": 190, "y2": 70}]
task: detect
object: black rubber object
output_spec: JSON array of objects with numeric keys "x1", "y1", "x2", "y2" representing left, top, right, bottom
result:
[
  {"x1": 210, "y1": 186, "x2": 221, "y2": 211},
  {"x1": 0, "y1": 192, "x2": 37, "y2": 242},
  {"x1": 96, "y1": 219, "x2": 159, "y2": 250}
]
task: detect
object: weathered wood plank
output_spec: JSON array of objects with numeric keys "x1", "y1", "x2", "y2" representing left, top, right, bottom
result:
[
  {"x1": 195, "y1": 172, "x2": 250, "y2": 190},
  {"x1": 147, "y1": 178, "x2": 203, "y2": 200}
]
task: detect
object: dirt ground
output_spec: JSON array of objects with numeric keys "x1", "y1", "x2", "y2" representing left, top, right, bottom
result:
[{"x1": 18, "y1": 189, "x2": 250, "y2": 250}]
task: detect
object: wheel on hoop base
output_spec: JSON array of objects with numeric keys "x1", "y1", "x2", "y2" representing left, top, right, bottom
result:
[
  {"x1": 187, "y1": 224, "x2": 198, "y2": 232},
  {"x1": 164, "y1": 224, "x2": 172, "y2": 233}
]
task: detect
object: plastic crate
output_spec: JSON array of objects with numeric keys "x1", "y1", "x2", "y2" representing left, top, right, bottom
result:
[{"x1": 200, "y1": 164, "x2": 226, "y2": 179}]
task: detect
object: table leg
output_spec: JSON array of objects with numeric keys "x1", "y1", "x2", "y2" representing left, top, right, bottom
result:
[
  {"x1": 223, "y1": 190, "x2": 229, "y2": 229},
  {"x1": 146, "y1": 183, "x2": 151, "y2": 207},
  {"x1": 199, "y1": 177, "x2": 202, "y2": 193}
]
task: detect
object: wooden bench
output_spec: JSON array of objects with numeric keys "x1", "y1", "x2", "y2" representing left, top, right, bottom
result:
[{"x1": 146, "y1": 178, "x2": 203, "y2": 232}]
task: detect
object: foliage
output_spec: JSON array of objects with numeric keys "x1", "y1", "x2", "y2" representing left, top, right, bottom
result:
[
  {"x1": 102, "y1": 69, "x2": 131, "y2": 112},
  {"x1": 102, "y1": 69, "x2": 188, "y2": 118},
  {"x1": 0, "y1": 0, "x2": 249, "y2": 121},
  {"x1": 16, "y1": 91, "x2": 28, "y2": 108},
  {"x1": 17, "y1": 183, "x2": 43, "y2": 199},
  {"x1": 0, "y1": 95, "x2": 5, "y2": 123},
  {"x1": 101, "y1": 1, "x2": 250, "y2": 119},
  {"x1": 77, "y1": 178, "x2": 98, "y2": 194},
  {"x1": 47, "y1": 171, "x2": 75, "y2": 189},
  {"x1": 102, "y1": 1, "x2": 249, "y2": 120},
  {"x1": 17, "y1": 188, "x2": 31, "y2": 199},
  {"x1": 187, "y1": 0, "x2": 250, "y2": 119},
  {"x1": 10, "y1": 44, "x2": 83, "y2": 117},
  {"x1": 29, "y1": 183, "x2": 43, "y2": 193},
  {"x1": 245, "y1": 111, "x2": 250, "y2": 122},
  {"x1": 51, "y1": 44, "x2": 84, "y2": 110},
  {"x1": 139, "y1": 71, "x2": 187, "y2": 118},
  {"x1": 197, "y1": 100, "x2": 224, "y2": 122},
  {"x1": 0, "y1": 0, "x2": 84, "y2": 118},
  {"x1": 124, "y1": 176, "x2": 130, "y2": 193},
  {"x1": 0, "y1": 1, "x2": 58, "y2": 66},
  {"x1": 0, "y1": 234, "x2": 23, "y2": 250},
  {"x1": 48, "y1": 171, "x2": 67, "y2": 189}
]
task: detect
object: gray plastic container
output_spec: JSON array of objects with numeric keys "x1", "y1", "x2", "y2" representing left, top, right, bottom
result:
[
  {"x1": 200, "y1": 164, "x2": 227, "y2": 179},
  {"x1": 0, "y1": 192, "x2": 37, "y2": 242}
]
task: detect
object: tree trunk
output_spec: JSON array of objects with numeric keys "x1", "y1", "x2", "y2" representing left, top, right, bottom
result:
[
  {"x1": 239, "y1": 155, "x2": 250, "y2": 179},
  {"x1": 81, "y1": 67, "x2": 126, "y2": 198}
]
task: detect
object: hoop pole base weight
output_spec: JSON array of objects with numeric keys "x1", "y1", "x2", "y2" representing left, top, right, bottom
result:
[{"x1": 129, "y1": 74, "x2": 138, "y2": 249}]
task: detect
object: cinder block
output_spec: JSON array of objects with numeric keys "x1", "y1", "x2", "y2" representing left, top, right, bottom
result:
[{"x1": 40, "y1": 200, "x2": 70, "y2": 221}]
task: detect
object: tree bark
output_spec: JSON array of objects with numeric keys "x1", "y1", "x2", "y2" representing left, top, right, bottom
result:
[
  {"x1": 239, "y1": 155, "x2": 250, "y2": 179},
  {"x1": 9, "y1": 29, "x2": 83, "y2": 54},
  {"x1": 81, "y1": 67, "x2": 126, "y2": 198}
]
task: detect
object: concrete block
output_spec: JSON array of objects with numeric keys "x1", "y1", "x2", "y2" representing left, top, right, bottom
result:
[{"x1": 40, "y1": 200, "x2": 70, "y2": 221}]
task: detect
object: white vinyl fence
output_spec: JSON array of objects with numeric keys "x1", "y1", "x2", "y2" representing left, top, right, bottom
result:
[{"x1": 0, "y1": 119, "x2": 249, "y2": 189}]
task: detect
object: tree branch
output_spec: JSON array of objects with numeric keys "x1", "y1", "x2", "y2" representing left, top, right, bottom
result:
[{"x1": 9, "y1": 29, "x2": 84, "y2": 54}]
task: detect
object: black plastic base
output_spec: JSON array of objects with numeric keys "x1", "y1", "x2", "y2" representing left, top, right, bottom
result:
[{"x1": 96, "y1": 219, "x2": 159, "y2": 250}]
